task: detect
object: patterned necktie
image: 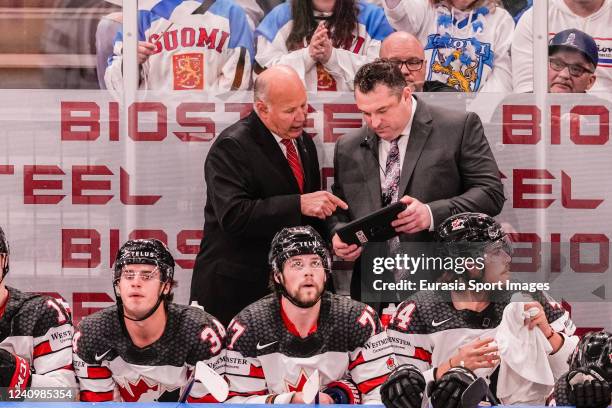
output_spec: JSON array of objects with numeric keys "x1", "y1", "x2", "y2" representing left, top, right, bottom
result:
[
  {"x1": 382, "y1": 139, "x2": 400, "y2": 206},
  {"x1": 382, "y1": 138, "x2": 403, "y2": 282},
  {"x1": 281, "y1": 138, "x2": 304, "y2": 193}
]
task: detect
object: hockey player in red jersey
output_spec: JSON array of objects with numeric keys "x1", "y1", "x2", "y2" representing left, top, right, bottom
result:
[
  {"x1": 73, "y1": 239, "x2": 226, "y2": 402},
  {"x1": 381, "y1": 213, "x2": 578, "y2": 408},
  {"x1": 0, "y1": 226, "x2": 76, "y2": 392},
  {"x1": 225, "y1": 225, "x2": 394, "y2": 404}
]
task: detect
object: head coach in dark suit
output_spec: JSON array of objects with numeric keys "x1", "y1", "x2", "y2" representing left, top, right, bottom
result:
[
  {"x1": 328, "y1": 59, "x2": 505, "y2": 307},
  {"x1": 190, "y1": 65, "x2": 347, "y2": 325}
]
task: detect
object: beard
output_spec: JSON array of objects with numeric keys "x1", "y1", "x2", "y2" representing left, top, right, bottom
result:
[{"x1": 286, "y1": 282, "x2": 325, "y2": 308}]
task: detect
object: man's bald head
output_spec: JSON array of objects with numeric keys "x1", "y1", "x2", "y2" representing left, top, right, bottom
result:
[
  {"x1": 254, "y1": 65, "x2": 305, "y2": 103},
  {"x1": 254, "y1": 66, "x2": 308, "y2": 139},
  {"x1": 380, "y1": 32, "x2": 426, "y2": 91}
]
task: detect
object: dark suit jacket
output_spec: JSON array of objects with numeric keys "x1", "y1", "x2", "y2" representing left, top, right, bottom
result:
[
  {"x1": 190, "y1": 111, "x2": 324, "y2": 325},
  {"x1": 328, "y1": 97, "x2": 505, "y2": 305}
]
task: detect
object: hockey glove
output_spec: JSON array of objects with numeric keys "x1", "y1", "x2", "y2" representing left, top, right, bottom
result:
[
  {"x1": 0, "y1": 349, "x2": 31, "y2": 389},
  {"x1": 427, "y1": 366, "x2": 478, "y2": 408},
  {"x1": 554, "y1": 368, "x2": 610, "y2": 408},
  {"x1": 381, "y1": 364, "x2": 425, "y2": 408},
  {"x1": 323, "y1": 379, "x2": 362, "y2": 404}
]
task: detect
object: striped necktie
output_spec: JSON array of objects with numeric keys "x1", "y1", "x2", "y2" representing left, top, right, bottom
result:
[{"x1": 281, "y1": 138, "x2": 304, "y2": 193}]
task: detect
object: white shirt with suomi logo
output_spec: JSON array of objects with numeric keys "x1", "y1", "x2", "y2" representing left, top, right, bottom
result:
[
  {"x1": 105, "y1": 0, "x2": 254, "y2": 92},
  {"x1": 512, "y1": 0, "x2": 612, "y2": 93}
]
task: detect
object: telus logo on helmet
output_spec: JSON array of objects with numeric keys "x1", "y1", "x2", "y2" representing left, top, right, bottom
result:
[{"x1": 123, "y1": 251, "x2": 155, "y2": 259}]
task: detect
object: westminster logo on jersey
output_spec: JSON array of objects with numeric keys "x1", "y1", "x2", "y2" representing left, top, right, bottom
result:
[{"x1": 425, "y1": 33, "x2": 493, "y2": 92}]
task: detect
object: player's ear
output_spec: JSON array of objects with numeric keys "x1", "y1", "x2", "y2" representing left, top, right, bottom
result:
[
  {"x1": 402, "y1": 86, "x2": 412, "y2": 101},
  {"x1": 255, "y1": 99, "x2": 268, "y2": 115},
  {"x1": 274, "y1": 271, "x2": 282, "y2": 285},
  {"x1": 586, "y1": 72, "x2": 597, "y2": 90}
]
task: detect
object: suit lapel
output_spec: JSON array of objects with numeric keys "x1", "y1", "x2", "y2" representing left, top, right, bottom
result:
[
  {"x1": 362, "y1": 129, "x2": 383, "y2": 209},
  {"x1": 249, "y1": 112, "x2": 300, "y2": 192},
  {"x1": 398, "y1": 98, "x2": 433, "y2": 197}
]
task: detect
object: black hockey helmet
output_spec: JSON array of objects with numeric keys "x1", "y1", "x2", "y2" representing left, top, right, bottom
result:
[
  {"x1": 269, "y1": 226, "x2": 331, "y2": 274},
  {"x1": 112, "y1": 239, "x2": 175, "y2": 322},
  {"x1": 433, "y1": 213, "x2": 511, "y2": 282},
  {"x1": 268, "y1": 226, "x2": 331, "y2": 307},
  {"x1": 569, "y1": 331, "x2": 612, "y2": 382},
  {"x1": 113, "y1": 239, "x2": 175, "y2": 285},
  {"x1": 0, "y1": 226, "x2": 8, "y2": 279},
  {"x1": 436, "y1": 212, "x2": 511, "y2": 257}
]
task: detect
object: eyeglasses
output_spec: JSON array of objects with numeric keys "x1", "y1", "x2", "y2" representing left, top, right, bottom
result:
[
  {"x1": 549, "y1": 58, "x2": 594, "y2": 77},
  {"x1": 121, "y1": 267, "x2": 160, "y2": 281},
  {"x1": 389, "y1": 58, "x2": 424, "y2": 72},
  {"x1": 286, "y1": 258, "x2": 324, "y2": 271}
]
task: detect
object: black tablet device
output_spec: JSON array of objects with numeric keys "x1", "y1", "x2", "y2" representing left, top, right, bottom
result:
[{"x1": 336, "y1": 202, "x2": 407, "y2": 246}]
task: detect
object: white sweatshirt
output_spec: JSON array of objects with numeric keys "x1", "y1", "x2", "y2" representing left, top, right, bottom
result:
[
  {"x1": 255, "y1": 0, "x2": 394, "y2": 91},
  {"x1": 383, "y1": 0, "x2": 514, "y2": 92}
]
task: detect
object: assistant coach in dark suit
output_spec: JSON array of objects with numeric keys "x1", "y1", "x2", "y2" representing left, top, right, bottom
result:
[
  {"x1": 191, "y1": 65, "x2": 347, "y2": 325},
  {"x1": 329, "y1": 60, "x2": 505, "y2": 304}
]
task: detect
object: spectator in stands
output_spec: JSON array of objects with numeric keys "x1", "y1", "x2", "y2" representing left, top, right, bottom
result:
[
  {"x1": 548, "y1": 29, "x2": 598, "y2": 93},
  {"x1": 105, "y1": 0, "x2": 254, "y2": 92},
  {"x1": 380, "y1": 31, "x2": 457, "y2": 91},
  {"x1": 382, "y1": 0, "x2": 514, "y2": 92},
  {"x1": 512, "y1": 0, "x2": 611, "y2": 93},
  {"x1": 254, "y1": 0, "x2": 394, "y2": 91},
  {"x1": 96, "y1": 11, "x2": 122, "y2": 90}
]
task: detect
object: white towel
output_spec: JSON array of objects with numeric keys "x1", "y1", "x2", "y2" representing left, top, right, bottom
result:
[{"x1": 495, "y1": 301, "x2": 555, "y2": 405}]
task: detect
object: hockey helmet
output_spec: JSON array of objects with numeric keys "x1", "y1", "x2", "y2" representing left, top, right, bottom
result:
[
  {"x1": 569, "y1": 331, "x2": 612, "y2": 382},
  {"x1": 436, "y1": 212, "x2": 511, "y2": 258},
  {"x1": 113, "y1": 239, "x2": 175, "y2": 285},
  {"x1": 269, "y1": 226, "x2": 331, "y2": 274},
  {"x1": 268, "y1": 226, "x2": 331, "y2": 307}
]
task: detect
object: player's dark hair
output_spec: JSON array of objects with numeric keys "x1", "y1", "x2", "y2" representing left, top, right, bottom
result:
[
  {"x1": 0, "y1": 226, "x2": 9, "y2": 279},
  {"x1": 354, "y1": 59, "x2": 407, "y2": 97},
  {"x1": 286, "y1": 0, "x2": 358, "y2": 51}
]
